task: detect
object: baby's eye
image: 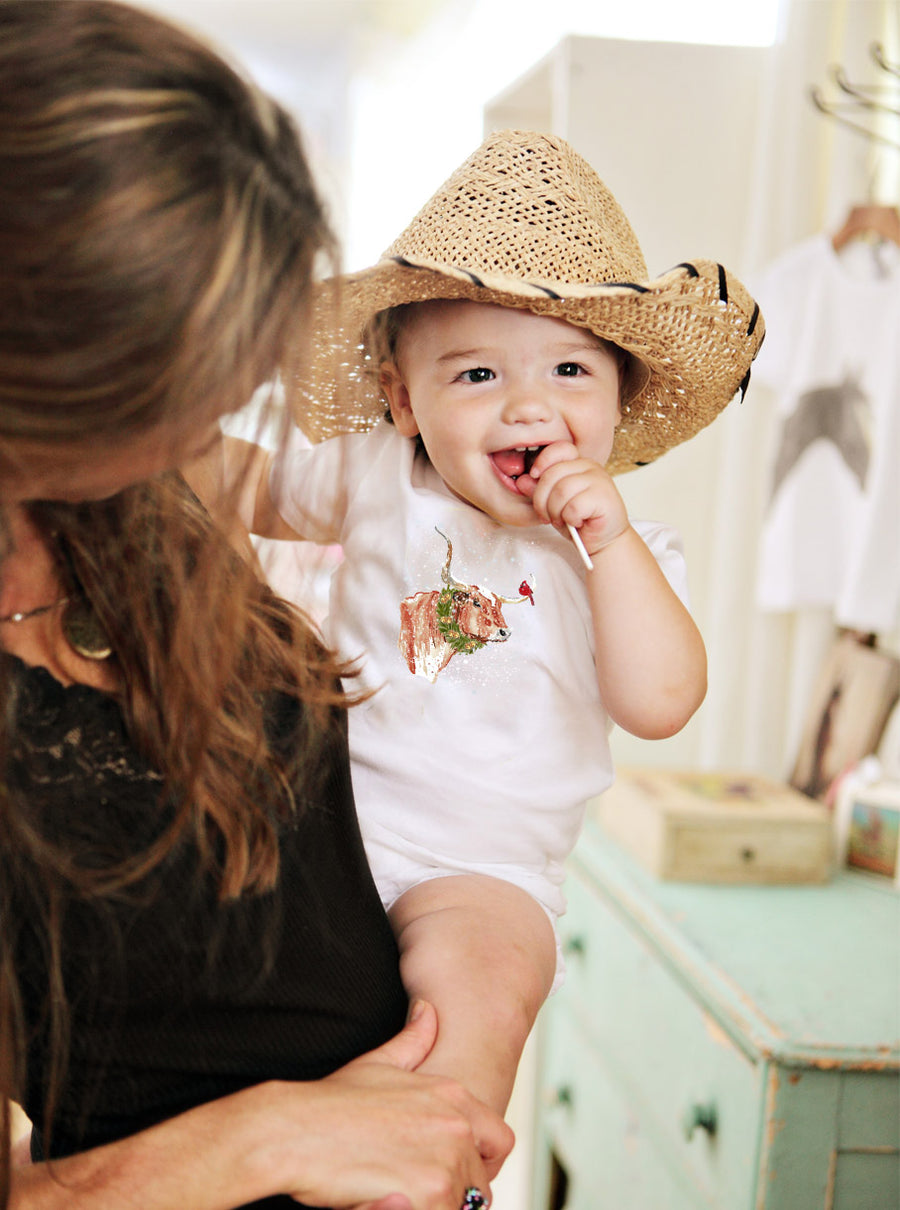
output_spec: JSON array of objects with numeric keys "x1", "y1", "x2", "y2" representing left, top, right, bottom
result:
[
  {"x1": 458, "y1": 367, "x2": 494, "y2": 383},
  {"x1": 554, "y1": 361, "x2": 585, "y2": 377}
]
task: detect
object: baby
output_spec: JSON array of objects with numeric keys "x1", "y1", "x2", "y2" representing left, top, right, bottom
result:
[{"x1": 193, "y1": 130, "x2": 764, "y2": 1115}]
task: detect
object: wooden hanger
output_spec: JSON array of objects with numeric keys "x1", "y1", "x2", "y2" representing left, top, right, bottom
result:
[{"x1": 831, "y1": 204, "x2": 900, "y2": 251}]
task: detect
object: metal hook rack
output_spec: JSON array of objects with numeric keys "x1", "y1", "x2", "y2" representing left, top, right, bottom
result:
[{"x1": 810, "y1": 42, "x2": 900, "y2": 149}]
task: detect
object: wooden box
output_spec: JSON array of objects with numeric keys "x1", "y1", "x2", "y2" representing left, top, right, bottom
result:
[{"x1": 591, "y1": 768, "x2": 833, "y2": 884}]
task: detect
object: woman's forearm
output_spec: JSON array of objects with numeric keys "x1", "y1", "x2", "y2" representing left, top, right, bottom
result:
[
  {"x1": 9, "y1": 1004, "x2": 508, "y2": 1210},
  {"x1": 10, "y1": 1082, "x2": 282, "y2": 1210}
]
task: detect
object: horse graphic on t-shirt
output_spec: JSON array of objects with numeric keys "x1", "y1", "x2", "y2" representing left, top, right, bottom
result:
[{"x1": 770, "y1": 371, "x2": 872, "y2": 501}]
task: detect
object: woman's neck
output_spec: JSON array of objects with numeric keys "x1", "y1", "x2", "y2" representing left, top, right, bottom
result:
[
  {"x1": 0, "y1": 507, "x2": 115, "y2": 690},
  {"x1": 0, "y1": 507, "x2": 63, "y2": 615}
]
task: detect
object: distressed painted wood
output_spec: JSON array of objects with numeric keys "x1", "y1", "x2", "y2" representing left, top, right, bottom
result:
[{"x1": 531, "y1": 813, "x2": 900, "y2": 1209}]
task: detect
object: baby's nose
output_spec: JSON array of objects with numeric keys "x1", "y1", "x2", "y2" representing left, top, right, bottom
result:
[{"x1": 501, "y1": 387, "x2": 551, "y2": 423}]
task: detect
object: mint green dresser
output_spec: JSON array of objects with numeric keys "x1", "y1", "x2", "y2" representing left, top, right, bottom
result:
[{"x1": 531, "y1": 808, "x2": 900, "y2": 1209}]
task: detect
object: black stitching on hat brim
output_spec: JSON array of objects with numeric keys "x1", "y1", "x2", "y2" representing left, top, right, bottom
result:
[
  {"x1": 346, "y1": 260, "x2": 756, "y2": 368},
  {"x1": 345, "y1": 259, "x2": 760, "y2": 394},
  {"x1": 600, "y1": 282, "x2": 649, "y2": 294},
  {"x1": 392, "y1": 261, "x2": 559, "y2": 299},
  {"x1": 375, "y1": 257, "x2": 725, "y2": 307}
]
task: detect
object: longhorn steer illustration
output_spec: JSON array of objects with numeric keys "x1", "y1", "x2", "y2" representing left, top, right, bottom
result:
[{"x1": 398, "y1": 529, "x2": 533, "y2": 682}]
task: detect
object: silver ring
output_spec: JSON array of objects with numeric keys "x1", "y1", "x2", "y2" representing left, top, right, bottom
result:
[{"x1": 461, "y1": 1189, "x2": 488, "y2": 1210}]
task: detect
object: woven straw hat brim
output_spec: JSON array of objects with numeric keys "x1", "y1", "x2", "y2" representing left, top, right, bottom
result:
[{"x1": 298, "y1": 254, "x2": 764, "y2": 475}]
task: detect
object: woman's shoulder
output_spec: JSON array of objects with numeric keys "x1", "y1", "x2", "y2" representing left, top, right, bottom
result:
[{"x1": 6, "y1": 651, "x2": 127, "y2": 731}]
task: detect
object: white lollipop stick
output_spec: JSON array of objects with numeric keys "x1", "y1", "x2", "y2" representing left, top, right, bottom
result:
[{"x1": 567, "y1": 523, "x2": 594, "y2": 571}]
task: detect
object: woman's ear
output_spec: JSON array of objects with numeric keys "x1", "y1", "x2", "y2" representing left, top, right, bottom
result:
[{"x1": 381, "y1": 363, "x2": 420, "y2": 437}]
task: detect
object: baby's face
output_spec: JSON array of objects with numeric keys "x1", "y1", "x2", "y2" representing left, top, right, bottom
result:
[{"x1": 382, "y1": 300, "x2": 621, "y2": 526}]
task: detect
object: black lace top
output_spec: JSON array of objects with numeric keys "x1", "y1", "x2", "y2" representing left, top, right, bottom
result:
[{"x1": 7, "y1": 657, "x2": 408, "y2": 1209}]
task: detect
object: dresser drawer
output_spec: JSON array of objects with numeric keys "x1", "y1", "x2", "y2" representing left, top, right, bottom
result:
[
  {"x1": 757, "y1": 1067, "x2": 900, "y2": 1210},
  {"x1": 537, "y1": 835, "x2": 899, "y2": 1210},
  {"x1": 538, "y1": 1003, "x2": 704, "y2": 1210},
  {"x1": 556, "y1": 866, "x2": 763, "y2": 1207}
]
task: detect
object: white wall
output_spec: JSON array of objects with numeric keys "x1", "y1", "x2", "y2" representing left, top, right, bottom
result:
[{"x1": 343, "y1": 0, "x2": 779, "y2": 269}]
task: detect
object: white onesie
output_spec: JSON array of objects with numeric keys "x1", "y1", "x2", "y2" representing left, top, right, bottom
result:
[{"x1": 272, "y1": 421, "x2": 688, "y2": 926}]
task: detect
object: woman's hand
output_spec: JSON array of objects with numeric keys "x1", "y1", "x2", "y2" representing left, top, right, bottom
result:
[
  {"x1": 8, "y1": 1003, "x2": 509, "y2": 1210},
  {"x1": 268, "y1": 1001, "x2": 512, "y2": 1210}
]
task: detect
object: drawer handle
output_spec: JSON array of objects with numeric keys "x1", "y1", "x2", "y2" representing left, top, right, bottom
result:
[
  {"x1": 563, "y1": 934, "x2": 586, "y2": 957},
  {"x1": 681, "y1": 1101, "x2": 717, "y2": 1141},
  {"x1": 544, "y1": 1084, "x2": 574, "y2": 1109}
]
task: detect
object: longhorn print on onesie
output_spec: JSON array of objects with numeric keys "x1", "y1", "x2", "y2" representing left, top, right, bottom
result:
[{"x1": 398, "y1": 528, "x2": 535, "y2": 682}]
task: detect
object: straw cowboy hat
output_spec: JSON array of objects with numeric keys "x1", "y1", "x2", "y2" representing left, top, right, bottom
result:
[{"x1": 299, "y1": 129, "x2": 765, "y2": 474}]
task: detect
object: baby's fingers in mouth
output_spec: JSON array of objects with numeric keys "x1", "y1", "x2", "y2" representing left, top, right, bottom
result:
[
  {"x1": 490, "y1": 445, "x2": 544, "y2": 479},
  {"x1": 514, "y1": 470, "x2": 537, "y2": 499}
]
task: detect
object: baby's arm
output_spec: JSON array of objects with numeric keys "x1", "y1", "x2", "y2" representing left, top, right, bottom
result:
[
  {"x1": 388, "y1": 875, "x2": 557, "y2": 1116},
  {"x1": 524, "y1": 442, "x2": 707, "y2": 739},
  {"x1": 182, "y1": 434, "x2": 304, "y2": 541},
  {"x1": 584, "y1": 518, "x2": 706, "y2": 738}
]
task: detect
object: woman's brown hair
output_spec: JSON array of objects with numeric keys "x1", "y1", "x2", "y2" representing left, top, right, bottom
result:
[
  {"x1": 0, "y1": 1, "x2": 342, "y2": 1198},
  {"x1": 0, "y1": 0, "x2": 331, "y2": 450}
]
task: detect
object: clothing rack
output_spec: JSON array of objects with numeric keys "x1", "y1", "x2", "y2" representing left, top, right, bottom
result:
[{"x1": 810, "y1": 41, "x2": 900, "y2": 151}]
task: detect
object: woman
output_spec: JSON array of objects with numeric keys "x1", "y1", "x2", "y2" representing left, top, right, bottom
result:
[{"x1": 0, "y1": 3, "x2": 510, "y2": 1208}]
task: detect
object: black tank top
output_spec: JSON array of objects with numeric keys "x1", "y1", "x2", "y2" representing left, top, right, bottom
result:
[{"x1": 8, "y1": 658, "x2": 408, "y2": 1209}]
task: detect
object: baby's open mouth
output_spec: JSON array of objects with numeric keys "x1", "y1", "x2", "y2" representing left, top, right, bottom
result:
[{"x1": 491, "y1": 445, "x2": 543, "y2": 480}]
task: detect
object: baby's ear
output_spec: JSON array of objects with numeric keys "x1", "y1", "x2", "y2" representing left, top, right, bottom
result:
[{"x1": 381, "y1": 362, "x2": 420, "y2": 437}]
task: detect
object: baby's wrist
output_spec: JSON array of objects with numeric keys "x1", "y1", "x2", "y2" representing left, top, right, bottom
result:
[{"x1": 584, "y1": 521, "x2": 632, "y2": 559}]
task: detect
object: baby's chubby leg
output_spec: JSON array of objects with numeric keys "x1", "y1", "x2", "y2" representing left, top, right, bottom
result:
[{"x1": 388, "y1": 874, "x2": 557, "y2": 1117}]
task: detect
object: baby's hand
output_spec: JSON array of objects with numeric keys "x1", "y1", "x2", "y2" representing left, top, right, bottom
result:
[{"x1": 520, "y1": 441, "x2": 629, "y2": 557}]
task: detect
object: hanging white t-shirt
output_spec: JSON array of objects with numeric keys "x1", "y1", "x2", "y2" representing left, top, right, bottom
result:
[
  {"x1": 752, "y1": 233, "x2": 900, "y2": 633},
  {"x1": 271, "y1": 421, "x2": 688, "y2": 920}
]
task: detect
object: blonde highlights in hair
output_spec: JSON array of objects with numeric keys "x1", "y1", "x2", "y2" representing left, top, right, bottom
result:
[{"x1": 0, "y1": 0, "x2": 333, "y2": 449}]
